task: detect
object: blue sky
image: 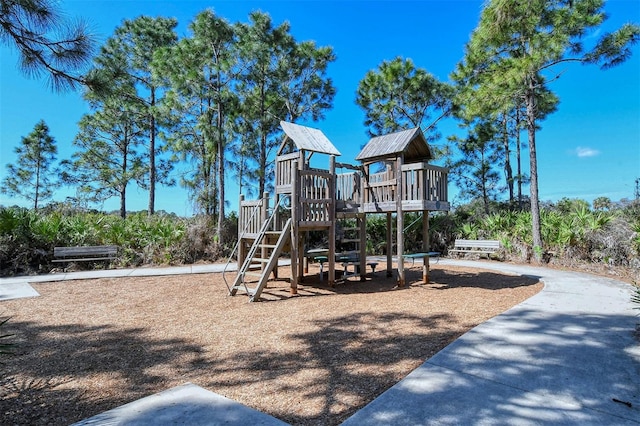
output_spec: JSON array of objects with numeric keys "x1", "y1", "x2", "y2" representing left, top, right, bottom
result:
[{"x1": 1, "y1": 0, "x2": 639, "y2": 216}]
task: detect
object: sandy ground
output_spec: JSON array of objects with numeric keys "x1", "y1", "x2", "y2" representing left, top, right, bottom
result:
[{"x1": 0, "y1": 263, "x2": 541, "y2": 425}]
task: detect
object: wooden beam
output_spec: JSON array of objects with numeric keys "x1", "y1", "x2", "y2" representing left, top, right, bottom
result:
[
  {"x1": 290, "y1": 160, "x2": 298, "y2": 294},
  {"x1": 359, "y1": 214, "x2": 366, "y2": 281},
  {"x1": 386, "y1": 212, "x2": 392, "y2": 278},
  {"x1": 328, "y1": 155, "x2": 336, "y2": 286},
  {"x1": 396, "y1": 155, "x2": 405, "y2": 287},
  {"x1": 423, "y1": 211, "x2": 430, "y2": 284}
]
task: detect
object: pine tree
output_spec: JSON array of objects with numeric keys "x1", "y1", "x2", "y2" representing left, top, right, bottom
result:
[
  {"x1": 0, "y1": 0, "x2": 94, "y2": 91},
  {"x1": 2, "y1": 120, "x2": 59, "y2": 209},
  {"x1": 88, "y1": 16, "x2": 177, "y2": 215},
  {"x1": 453, "y1": 0, "x2": 639, "y2": 261},
  {"x1": 356, "y1": 57, "x2": 453, "y2": 143}
]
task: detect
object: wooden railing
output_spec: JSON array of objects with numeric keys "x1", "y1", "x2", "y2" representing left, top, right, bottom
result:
[
  {"x1": 363, "y1": 166, "x2": 395, "y2": 205},
  {"x1": 400, "y1": 162, "x2": 448, "y2": 202},
  {"x1": 275, "y1": 152, "x2": 300, "y2": 194},
  {"x1": 336, "y1": 172, "x2": 361, "y2": 204},
  {"x1": 361, "y1": 162, "x2": 448, "y2": 211},
  {"x1": 297, "y1": 169, "x2": 333, "y2": 226},
  {"x1": 238, "y1": 194, "x2": 267, "y2": 239}
]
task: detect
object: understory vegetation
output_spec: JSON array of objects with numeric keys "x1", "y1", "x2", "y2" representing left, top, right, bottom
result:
[{"x1": 2, "y1": 197, "x2": 638, "y2": 282}]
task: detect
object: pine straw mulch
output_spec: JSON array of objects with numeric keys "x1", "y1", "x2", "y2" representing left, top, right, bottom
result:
[{"x1": 0, "y1": 263, "x2": 541, "y2": 426}]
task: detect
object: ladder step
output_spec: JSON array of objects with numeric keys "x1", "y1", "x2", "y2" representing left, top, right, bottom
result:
[
  {"x1": 258, "y1": 244, "x2": 277, "y2": 249},
  {"x1": 232, "y1": 286, "x2": 257, "y2": 296},
  {"x1": 251, "y1": 258, "x2": 270, "y2": 263}
]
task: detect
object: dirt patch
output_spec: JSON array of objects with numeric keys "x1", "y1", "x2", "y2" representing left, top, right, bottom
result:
[{"x1": 0, "y1": 263, "x2": 541, "y2": 425}]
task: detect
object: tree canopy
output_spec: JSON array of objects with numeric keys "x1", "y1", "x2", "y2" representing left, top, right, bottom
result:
[
  {"x1": 0, "y1": 0, "x2": 95, "y2": 91},
  {"x1": 356, "y1": 57, "x2": 453, "y2": 141},
  {"x1": 1, "y1": 120, "x2": 59, "y2": 209},
  {"x1": 454, "y1": 0, "x2": 639, "y2": 261}
]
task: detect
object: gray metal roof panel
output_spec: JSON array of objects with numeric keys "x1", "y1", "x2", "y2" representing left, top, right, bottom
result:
[
  {"x1": 280, "y1": 121, "x2": 341, "y2": 156},
  {"x1": 356, "y1": 128, "x2": 430, "y2": 162}
]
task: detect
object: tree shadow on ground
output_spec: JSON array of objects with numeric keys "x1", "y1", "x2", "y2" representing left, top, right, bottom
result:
[
  {"x1": 195, "y1": 311, "x2": 465, "y2": 425},
  {"x1": 344, "y1": 308, "x2": 640, "y2": 425},
  {"x1": 0, "y1": 320, "x2": 206, "y2": 425},
  {"x1": 258, "y1": 266, "x2": 540, "y2": 300},
  {"x1": 424, "y1": 268, "x2": 540, "y2": 290}
]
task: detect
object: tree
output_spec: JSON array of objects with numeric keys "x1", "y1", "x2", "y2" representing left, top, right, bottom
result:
[
  {"x1": 593, "y1": 196, "x2": 612, "y2": 211},
  {"x1": 453, "y1": 0, "x2": 639, "y2": 261},
  {"x1": 235, "y1": 11, "x2": 335, "y2": 195},
  {"x1": 356, "y1": 57, "x2": 453, "y2": 144},
  {"x1": 0, "y1": 0, "x2": 94, "y2": 91},
  {"x1": 67, "y1": 93, "x2": 146, "y2": 219},
  {"x1": 88, "y1": 16, "x2": 178, "y2": 215},
  {"x1": 154, "y1": 9, "x2": 238, "y2": 242},
  {"x1": 235, "y1": 12, "x2": 292, "y2": 196},
  {"x1": 448, "y1": 120, "x2": 502, "y2": 214},
  {"x1": 1, "y1": 120, "x2": 59, "y2": 209},
  {"x1": 279, "y1": 40, "x2": 336, "y2": 122}
]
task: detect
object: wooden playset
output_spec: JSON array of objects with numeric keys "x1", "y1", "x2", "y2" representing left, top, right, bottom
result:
[{"x1": 223, "y1": 121, "x2": 449, "y2": 301}]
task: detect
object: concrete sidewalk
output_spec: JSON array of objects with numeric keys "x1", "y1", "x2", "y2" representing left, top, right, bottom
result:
[
  {"x1": 343, "y1": 260, "x2": 640, "y2": 425},
  {"x1": 2, "y1": 260, "x2": 639, "y2": 424}
]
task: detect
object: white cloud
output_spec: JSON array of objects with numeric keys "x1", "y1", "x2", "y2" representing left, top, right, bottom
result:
[{"x1": 575, "y1": 146, "x2": 601, "y2": 158}]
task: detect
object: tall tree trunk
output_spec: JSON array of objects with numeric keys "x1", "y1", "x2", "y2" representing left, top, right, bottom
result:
[
  {"x1": 34, "y1": 157, "x2": 41, "y2": 210},
  {"x1": 526, "y1": 79, "x2": 542, "y2": 263},
  {"x1": 216, "y1": 98, "x2": 225, "y2": 245},
  {"x1": 258, "y1": 78, "x2": 267, "y2": 196},
  {"x1": 502, "y1": 113, "x2": 513, "y2": 203},
  {"x1": 121, "y1": 144, "x2": 128, "y2": 219},
  {"x1": 148, "y1": 87, "x2": 156, "y2": 215},
  {"x1": 516, "y1": 108, "x2": 523, "y2": 210}
]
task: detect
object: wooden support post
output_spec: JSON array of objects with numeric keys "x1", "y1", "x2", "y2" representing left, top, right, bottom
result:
[
  {"x1": 261, "y1": 192, "x2": 269, "y2": 273},
  {"x1": 273, "y1": 193, "x2": 279, "y2": 279},
  {"x1": 328, "y1": 155, "x2": 336, "y2": 286},
  {"x1": 422, "y1": 210, "x2": 430, "y2": 284},
  {"x1": 290, "y1": 160, "x2": 298, "y2": 294},
  {"x1": 238, "y1": 194, "x2": 245, "y2": 269},
  {"x1": 396, "y1": 156, "x2": 405, "y2": 287},
  {"x1": 386, "y1": 212, "x2": 392, "y2": 278},
  {"x1": 359, "y1": 214, "x2": 366, "y2": 281},
  {"x1": 296, "y1": 158, "x2": 305, "y2": 285}
]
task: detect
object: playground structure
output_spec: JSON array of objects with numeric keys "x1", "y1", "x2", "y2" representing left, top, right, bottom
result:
[{"x1": 225, "y1": 121, "x2": 449, "y2": 301}]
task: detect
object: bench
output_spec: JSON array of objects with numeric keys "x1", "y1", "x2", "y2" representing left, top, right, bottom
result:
[
  {"x1": 449, "y1": 239, "x2": 500, "y2": 257},
  {"x1": 403, "y1": 252, "x2": 440, "y2": 266},
  {"x1": 53, "y1": 245, "x2": 118, "y2": 264}
]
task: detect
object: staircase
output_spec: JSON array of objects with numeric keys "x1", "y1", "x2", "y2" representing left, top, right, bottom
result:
[
  {"x1": 229, "y1": 218, "x2": 291, "y2": 302},
  {"x1": 336, "y1": 216, "x2": 365, "y2": 282}
]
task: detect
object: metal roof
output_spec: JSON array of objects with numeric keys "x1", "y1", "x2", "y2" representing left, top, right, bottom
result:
[
  {"x1": 355, "y1": 127, "x2": 432, "y2": 163},
  {"x1": 280, "y1": 121, "x2": 341, "y2": 156}
]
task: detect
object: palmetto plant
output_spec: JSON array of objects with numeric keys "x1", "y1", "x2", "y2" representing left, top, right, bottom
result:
[
  {"x1": 64, "y1": 214, "x2": 101, "y2": 246},
  {"x1": 513, "y1": 211, "x2": 532, "y2": 244},
  {"x1": 460, "y1": 222, "x2": 479, "y2": 239}
]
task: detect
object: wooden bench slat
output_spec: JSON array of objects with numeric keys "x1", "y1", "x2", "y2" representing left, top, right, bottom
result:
[
  {"x1": 52, "y1": 257, "x2": 116, "y2": 263},
  {"x1": 54, "y1": 245, "x2": 118, "y2": 256},
  {"x1": 451, "y1": 239, "x2": 500, "y2": 256},
  {"x1": 53, "y1": 245, "x2": 118, "y2": 264}
]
